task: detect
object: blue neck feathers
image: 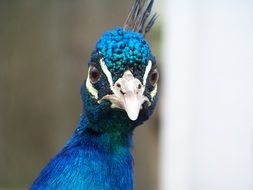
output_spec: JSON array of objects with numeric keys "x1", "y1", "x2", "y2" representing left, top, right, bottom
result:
[
  {"x1": 30, "y1": 114, "x2": 134, "y2": 190},
  {"x1": 67, "y1": 114, "x2": 134, "y2": 154}
]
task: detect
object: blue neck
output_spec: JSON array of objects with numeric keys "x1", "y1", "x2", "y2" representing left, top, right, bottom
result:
[
  {"x1": 67, "y1": 114, "x2": 134, "y2": 153},
  {"x1": 30, "y1": 114, "x2": 134, "y2": 190}
]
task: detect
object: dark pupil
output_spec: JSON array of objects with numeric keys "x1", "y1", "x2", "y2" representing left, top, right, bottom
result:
[
  {"x1": 150, "y1": 70, "x2": 158, "y2": 85},
  {"x1": 90, "y1": 66, "x2": 100, "y2": 83}
]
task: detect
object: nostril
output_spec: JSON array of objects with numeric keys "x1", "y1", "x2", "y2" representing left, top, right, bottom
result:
[
  {"x1": 116, "y1": 83, "x2": 121, "y2": 88},
  {"x1": 120, "y1": 90, "x2": 125, "y2": 95}
]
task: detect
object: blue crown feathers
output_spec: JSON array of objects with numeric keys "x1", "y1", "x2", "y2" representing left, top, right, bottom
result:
[
  {"x1": 96, "y1": 28, "x2": 151, "y2": 74},
  {"x1": 93, "y1": 0, "x2": 157, "y2": 79}
]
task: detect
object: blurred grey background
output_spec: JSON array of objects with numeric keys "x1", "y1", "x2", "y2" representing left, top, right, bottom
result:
[{"x1": 0, "y1": 1, "x2": 161, "y2": 189}]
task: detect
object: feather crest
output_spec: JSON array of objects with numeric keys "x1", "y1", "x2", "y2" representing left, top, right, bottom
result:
[{"x1": 123, "y1": 0, "x2": 158, "y2": 35}]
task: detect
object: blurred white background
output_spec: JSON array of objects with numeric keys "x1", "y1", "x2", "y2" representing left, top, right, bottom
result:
[{"x1": 160, "y1": 0, "x2": 253, "y2": 190}]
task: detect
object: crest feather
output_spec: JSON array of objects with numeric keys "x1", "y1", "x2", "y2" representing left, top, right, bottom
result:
[{"x1": 123, "y1": 0, "x2": 158, "y2": 35}]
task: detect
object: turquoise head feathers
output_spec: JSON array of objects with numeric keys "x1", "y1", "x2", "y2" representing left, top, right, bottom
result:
[
  {"x1": 82, "y1": 0, "x2": 159, "y2": 126},
  {"x1": 96, "y1": 28, "x2": 151, "y2": 80}
]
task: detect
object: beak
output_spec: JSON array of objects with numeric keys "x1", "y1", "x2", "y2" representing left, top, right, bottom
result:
[{"x1": 99, "y1": 71, "x2": 149, "y2": 121}]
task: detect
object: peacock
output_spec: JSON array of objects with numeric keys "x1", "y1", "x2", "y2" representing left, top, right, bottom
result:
[{"x1": 30, "y1": 0, "x2": 159, "y2": 189}]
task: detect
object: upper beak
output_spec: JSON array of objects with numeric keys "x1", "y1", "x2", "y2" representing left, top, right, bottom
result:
[{"x1": 99, "y1": 71, "x2": 149, "y2": 121}]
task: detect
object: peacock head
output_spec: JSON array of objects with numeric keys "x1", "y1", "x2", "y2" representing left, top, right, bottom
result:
[{"x1": 81, "y1": 0, "x2": 159, "y2": 130}]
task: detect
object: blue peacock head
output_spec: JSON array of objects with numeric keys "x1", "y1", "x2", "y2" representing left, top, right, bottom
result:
[{"x1": 81, "y1": 0, "x2": 159, "y2": 129}]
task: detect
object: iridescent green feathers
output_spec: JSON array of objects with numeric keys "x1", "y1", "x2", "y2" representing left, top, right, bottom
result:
[{"x1": 123, "y1": 0, "x2": 158, "y2": 35}]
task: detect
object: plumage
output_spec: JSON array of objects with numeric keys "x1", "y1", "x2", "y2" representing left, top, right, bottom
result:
[
  {"x1": 30, "y1": 0, "x2": 159, "y2": 189},
  {"x1": 123, "y1": 0, "x2": 158, "y2": 35}
]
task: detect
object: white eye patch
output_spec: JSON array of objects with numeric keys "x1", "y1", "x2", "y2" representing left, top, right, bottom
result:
[
  {"x1": 150, "y1": 84, "x2": 158, "y2": 99},
  {"x1": 143, "y1": 60, "x2": 158, "y2": 100},
  {"x1": 143, "y1": 60, "x2": 152, "y2": 86},
  {"x1": 100, "y1": 59, "x2": 114, "y2": 87},
  {"x1": 86, "y1": 67, "x2": 98, "y2": 99}
]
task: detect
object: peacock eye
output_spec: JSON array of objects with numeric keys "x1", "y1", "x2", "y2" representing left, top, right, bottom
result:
[
  {"x1": 89, "y1": 66, "x2": 101, "y2": 84},
  {"x1": 149, "y1": 68, "x2": 159, "y2": 86}
]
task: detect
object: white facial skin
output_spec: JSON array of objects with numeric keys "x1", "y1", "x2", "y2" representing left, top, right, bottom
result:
[{"x1": 86, "y1": 59, "x2": 155, "y2": 121}]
